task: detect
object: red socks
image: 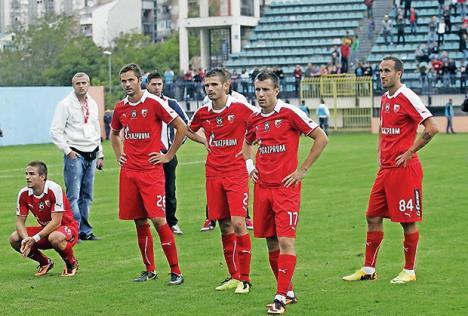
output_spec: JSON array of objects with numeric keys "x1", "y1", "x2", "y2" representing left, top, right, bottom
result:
[
  {"x1": 403, "y1": 231, "x2": 419, "y2": 270},
  {"x1": 157, "y1": 223, "x2": 181, "y2": 275},
  {"x1": 236, "y1": 234, "x2": 251, "y2": 282},
  {"x1": 364, "y1": 231, "x2": 384, "y2": 268},
  {"x1": 276, "y1": 254, "x2": 296, "y2": 296},
  {"x1": 222, "y1": 233, "x2": 240, "y2": 280},
  {"x1": 28, "y1": 247, "x2": 49, "y2": 266},
  {"x1": 136, "y1": 224, "x2": 155, "y2": 272},
  {"x1": 57, "y1": 242, "x2": 76, "y2": 266},
  {"x1": 269, "y1": 250, "x2": 294, "y2": 291}
]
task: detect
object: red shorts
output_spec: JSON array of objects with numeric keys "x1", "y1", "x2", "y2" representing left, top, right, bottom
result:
[
  {"x1": 206, "y1": 176, "x2": 249, "y2": 220},
  {"x1": 367, "y1": 162, "x2": 423, "y2": 223},
  {"x1": 27, "y1": 225, "x2": 78, "y2": 249},
  {"x1": 253, "y1": 184, "x2": 301, "y2": 238},
  {"x1": 119, "y1": 167, "x2": 166, "y2": 220}
]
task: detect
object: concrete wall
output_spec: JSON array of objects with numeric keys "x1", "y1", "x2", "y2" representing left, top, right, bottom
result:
[{"x1": 0, "y1": 86, "x2": 105, "y2": 147}]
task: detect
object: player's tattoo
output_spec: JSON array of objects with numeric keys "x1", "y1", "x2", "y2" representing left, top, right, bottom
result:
[{"x1": 412, "y1": 131, "x2": 434, "y2": 153}]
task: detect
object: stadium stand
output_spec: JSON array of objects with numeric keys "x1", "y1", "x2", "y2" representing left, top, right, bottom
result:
[
  {"x1": 226, "y1": 0, "x2": 367, "y2": 93},
  {"x1": 226, "y1": 0, "x2": 466, "y2": 94}
]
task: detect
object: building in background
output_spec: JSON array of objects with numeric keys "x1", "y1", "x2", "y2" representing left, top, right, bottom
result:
[{"x1": 179, "y1": 0, "x2": 262, "y2": 72}]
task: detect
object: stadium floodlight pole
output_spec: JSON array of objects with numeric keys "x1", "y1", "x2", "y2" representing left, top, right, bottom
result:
[{"x1": 103, "y1": 50, "x2": 112, "y2": 96}]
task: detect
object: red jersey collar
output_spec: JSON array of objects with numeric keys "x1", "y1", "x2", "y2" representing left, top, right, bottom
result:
[
  {"x1": 123, "y1": 90, "x2": 150, "y2": 106},
  {"x1": 385, "y1": 84, "x2": 406, "y2": 99},
  {"x1": 27, "y1": 180, "x2": 51, "y2": 198},
  {"x1": 207, "y1": 95, "x2": 233, "y2": 113}
]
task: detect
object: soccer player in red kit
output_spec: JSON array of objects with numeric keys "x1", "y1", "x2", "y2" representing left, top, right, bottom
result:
[
  {"x1": 343, "y1": 56, "x2": 438, "y2": 284},
  {"x1": 9, "y1": 161, "x2": 79, "y2": 277},
  {"x1": 187, "y1": 68, "x2": 257, "y2": 294},
  {"x1": 110, "y1": 63, "x2": 187, "y2": 284},
  {"x1": 242, "y1": 72, "x2": 328, "y2": 314}
]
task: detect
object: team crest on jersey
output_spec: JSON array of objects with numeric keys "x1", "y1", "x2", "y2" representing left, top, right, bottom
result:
[
  {"x1": 227, "y1": 114, "x2": 235, "y2": 122},
  {"x1": 274, "y1": 119, "x2": 283, "y2": 128},
  {"x1": 384, "y1": 103, "x2": 390, "y2": 112},
  {"x1": 216, "y1": 117, "x2": 223, "y2": 126},
  {"x1": 141, "y1": 109, "x2": 148, "y2": 117},
  {"x1": 393, "y1": 104, "x2": 400, "y2": 113},
  {"x1": 264, "y1": 121, "x2": 270, "y2": 131},
  {"x1": 38, "y1": 202, "x2": 45, "y2": 210},
  {"x1": 131, "y1": 110, "x2": 137, "y2": 119}
]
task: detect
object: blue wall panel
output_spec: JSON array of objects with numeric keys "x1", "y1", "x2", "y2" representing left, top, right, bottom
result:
[{"x1": 0, "y1": 87, "x2": 71, "y2": 147}]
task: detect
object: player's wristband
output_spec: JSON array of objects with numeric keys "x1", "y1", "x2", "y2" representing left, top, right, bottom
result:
[
  {"x1": 246, "y1": 159, "x2": 255, "y2": 174},
  {"x1": 32, "y1": 234, "x2": 41, "y2": 242}
]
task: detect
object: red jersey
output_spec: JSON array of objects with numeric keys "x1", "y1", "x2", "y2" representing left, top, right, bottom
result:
[
  {"x1": 379, "y1": 85, "x2": 432, "y2": 169},
  {"x1": 111, "y1": 90, "x2": 178, "y2": 171},
  {"x1": 189, "y1": 95, "x2": 258, "y2": 178},
  {"x1": 245, "y1": 100, "x2": 318, "y2": 187},
  {"x1": 16, "y1": 180, "x2": 77, "y2": 229}
]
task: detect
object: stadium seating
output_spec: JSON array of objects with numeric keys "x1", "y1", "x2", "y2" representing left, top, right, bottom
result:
[
  {"x1": 226, "y1": 0, "x2": 465, "y2": 92},
  {"x1": 226, "y1": 0, "x2": 366, "y2": 89}
]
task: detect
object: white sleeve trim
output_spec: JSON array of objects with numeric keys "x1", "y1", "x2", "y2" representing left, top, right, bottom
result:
[
  {"x1": 47, "y1": 181, "x2": 65, "y2": 213},
  {"x1": 402, "y1": 87, "x2": 432, "y2": 123}
]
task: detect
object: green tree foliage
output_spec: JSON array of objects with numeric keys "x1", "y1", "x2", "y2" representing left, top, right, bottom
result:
[{"x1": 0, "y1": 15, "x2": 200, "y2": 107}]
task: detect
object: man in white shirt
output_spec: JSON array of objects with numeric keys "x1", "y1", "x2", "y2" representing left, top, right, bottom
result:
[{"x1": 50, "y1": 72, "x2": 103, "y2": 241}]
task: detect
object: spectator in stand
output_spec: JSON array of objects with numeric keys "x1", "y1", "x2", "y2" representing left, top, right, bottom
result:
[
  {"x1": 240, "y1": 69, "x2": 250, "y2": 95},
  {"x1": 331, "y1": 52, "x2": 340, "y2": 66},
  {"x1": 458, "y1": 0, "x2": 466, "y2": 18},
  {"x1": 432, "y1": 55, "x2": 443, "y2": 86},
  {"x1": 429, "y1": 41, "x2": 440, "y2": 59},
  {"x1": 355, "y1": 62, "x2": 365, "y2": 76},
  {"x1": 409, "y1": 8, "x2": 418, "y2": 34},
  {"x1": 273, "y1": 67, "x2": 286, "y2": 92},
  {"x1": 396, "y1": 15, "x2": 406, "y2": 45},
  {"x1": 448, "y1": 59, "x2": 457, "y2": 85},
  {"x1": 415, "y1": 44, "x2": 429, "y2": 63},
  {"x1": 437, "y1": 17, "x2": 446, "y2": 46},
  {"x1": 442, "y1": 60, "x2": 451, "y2": 88},
  {"x1": 445, "y1": 99, "x2": 456, "y2": 134},
  {"x1": 293, "y1": 64, "x2": 303, "y2": 97},
  {"x1": 250, "y1": 67, "x2": 260, "y2": 85},
  {"x1": 438, "y1": 0, "x2": 445, "y2": 16},
  {"x1": 443, "y1": 7, "x2": 452, "y2": 33},
  {"x1": 305, "y1": 63, "x2": 318, "y2": 77},
  {"x1": 341, "y1": 41, "x2": 350, "y2": 73},
  {"x1": 164, "y1": 68, "x2": 175, "y2": 97},
  {"x1": 183, "y1": 69, "x2": 194, "y2": 100},
  {"x1": 460, "y1": 61, "x2": 466, "y2": 92},
  {"x1": 319, "y1": 65, "x2": 329, "y2": 75},
  {"x1": 403, "y1": 0, "x2": 412, "y2": 18},
  {"x1": 373, "y1": 63, "x2": 381, "y2": 92},
  {"x1": 427, "y1": 16, "x2": 437, "y2": 45},
  {"x1": 451, "y1": 0, "x2": 458, "y2": 15},
  {"x1": 364, "y1": 0, "x2": 374, "y2": 18},
  {"x1": 352, "y1": 35, "x2": 360, "y2": 52},
  {"x1": 343, "y1": 31, "x2": 353, "y2": 47},
  {"x1": 382, "y1": 15, "x2": 393, "y2": 45},
  {"x1": 231, "y1": 70, "x2": 240, "y2": 92},
  {"x1": 459, "y1": 30, "x2": 468, "y2": 60},
  {"x1": 363, "y1": 61, "x2": 373, "y2": 76},
  {"x1": 193, "y1": 68, "x2": 205, "y2": 100},
  {"x1": 368, "y1": 18, "x2": 375, "y2": 39},
  {"x1": 417, "y1": 62, "x2": 429, "y2": 92}
]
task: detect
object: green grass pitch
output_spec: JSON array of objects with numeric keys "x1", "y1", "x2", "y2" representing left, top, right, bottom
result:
[{"x1": 0, "y1": 133, "x2": 467, "y2": 315}]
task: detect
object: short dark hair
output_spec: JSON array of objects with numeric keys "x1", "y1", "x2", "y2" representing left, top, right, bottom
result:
[
  {"x1": 255, "y1": 71, "x2": 279, "y2": 89},
  {"x1": 205, "y1": 68, "x2": 228, "y2": 83},
  {"x1": 147, "y1": 71, "x2": 163, "y2": 82},
  {"x1": 27, "y1": 161, "x2": 48, "y2": 179},
  {"x1": 119, "y1": 63, "x2": 143, "y2": 78},
  {"x1": 382, "y1": 56, "x2": 404, "y2": 72}
]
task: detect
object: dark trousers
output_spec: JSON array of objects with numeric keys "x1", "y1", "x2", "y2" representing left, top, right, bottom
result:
[{"x1": 163, "y1": 155, "x2": 178, "y2": 227}]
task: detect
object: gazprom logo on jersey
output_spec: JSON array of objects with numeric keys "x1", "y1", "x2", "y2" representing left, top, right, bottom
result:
[
  {"x1": 381, "y1": 127, "x2": 401, "y2": 135},
  {"x1": 209, "y1": 137, "x2": 237, "y2": 147},
  {"x1": 258, "y1": 144, "x2": 286, "y2": 154},
  {"x1": 123, "y1": 126, "x2": 150, "y2": 140}
]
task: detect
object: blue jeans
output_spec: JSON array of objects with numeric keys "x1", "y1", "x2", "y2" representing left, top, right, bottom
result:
[{"x1": 64, "y1": 155, "x2": 96, "y2": 236}]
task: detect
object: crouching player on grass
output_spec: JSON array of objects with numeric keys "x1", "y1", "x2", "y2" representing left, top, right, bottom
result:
[{"x1": 9, "y1": 161, "x2": 79, "y2": 277}]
